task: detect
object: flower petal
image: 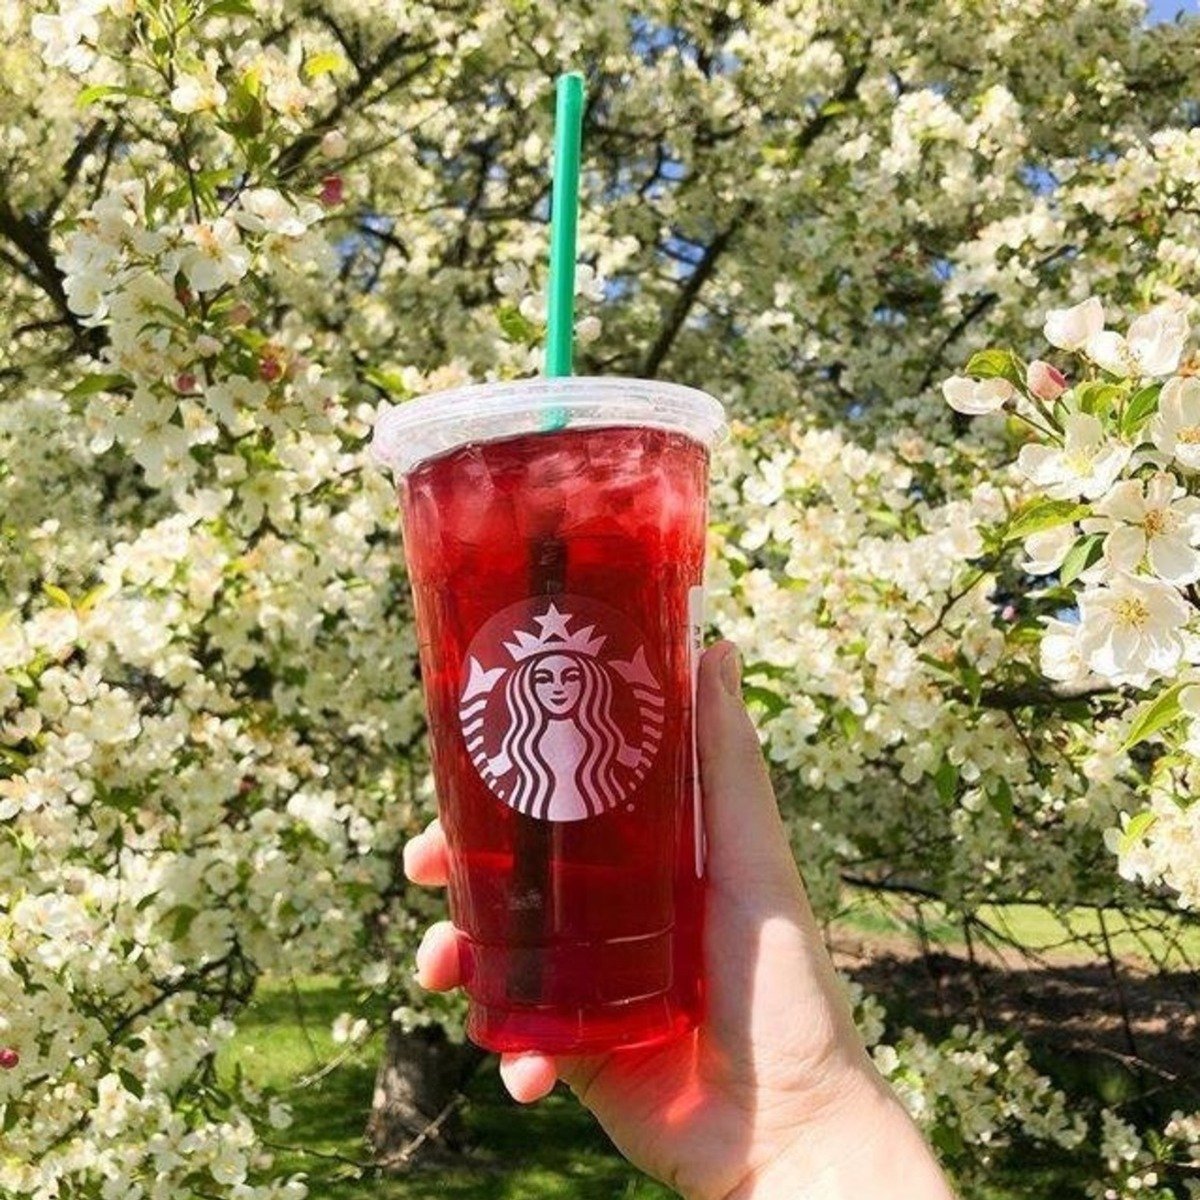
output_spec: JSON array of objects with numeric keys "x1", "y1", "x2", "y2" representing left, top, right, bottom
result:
[
  {"x1": 1085, "y1": 330, "x2": 1130, "y2": 377},
  {"x1": 1080, "y1": 444, "x2": 1133, "y2": 500},
  {"x1": 1094, "y1": 479, "x2": 1146, "y2": 524},
  {"x1": 1148, "y1": 534, "x2": 1200, "y2": 584},
  {"x1": 1104, "y1": 526, "x2": 1146, "y2": 574},
  {"x1": 1128, "y1": 306, "x2": 1189, "y2": 377},
  {"x1": 941, "y1": 375, "x2": 1013, "y2": 415},
  {"x1": 1017, "y1": 444, "x2": 1063, "y2": 487},
  {"x1": 1044, "y1": 297, "x2": 1104, "y2": 351},
  {"x1": 1023, "y1": 525, "x2": 1075, "y2": 575}
]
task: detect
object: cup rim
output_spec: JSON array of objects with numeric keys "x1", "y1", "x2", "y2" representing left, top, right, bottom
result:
[{"x1": 370, "y1": 375, "x2": 727, "y2": 475}]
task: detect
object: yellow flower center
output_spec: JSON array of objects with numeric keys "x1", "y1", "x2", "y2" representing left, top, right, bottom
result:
[
  {"x1": 1115, "y1": 596, "x2": 1150, "y2": 630},
  {"x1": 193, "y1": 226, "x2": 220, "y2": 256},
  {"x1": 1177, "y1": 426, "x2": 1200, "y2": 444},
  {"x1": 1142, "y1": 507, "x2": 1177, "y2": 538}
]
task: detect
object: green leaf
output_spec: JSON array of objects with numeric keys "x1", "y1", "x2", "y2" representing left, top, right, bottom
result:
[
  {"x1": 1123, "y1": 683, "x2": 1186, "y2": 751},
  {"x1": 1121, "y1": 383, "x2": 1162, "y2": 438},
  {"x1": 77, "y1": 84, "x2": 125, "y2": 108},
  {"x1": 1006, "y1": 619, "x2": 1045, "y2": 646},
  {"x1": 931, "y1": 1123, "x2": 966, "y2": 1159},
  {"x1": 363, "y1": 366, "x2": 412, "y2": 398},
  {"x1": 742, "y1": 660, "x2": 790, "y2": 681},
  {"x1": 960, "y1": 662, "x2": 983, "y2": 707},
  {"x1": 496, "y1": 303, "x2": 539, "y2": 345},
  {"x1": 118, "y1": 1068, "x2": 145, "y2": 1100},
  {"x1": 138, "y1": 300, "x2": 191, "y2": 330},
  {"x1": 42, "y1": 584, "x2": 72, "y2": 608},
  {"x1": 835, "y1": 707, "x2": 860, "y2": 739},
  {"x1": 918, "y1": 652, "x2": 957, "y2": 680},
  {"x1": 964, "y1": 348, "x2": 1024, "y2": 389},
  {"x1": 64, "y1": 373, "x2": 129, "y2": 399},
  {"x1": 989, "y1": 779, "x2": 1015, "y2": 826},
  {"x1": 304, "y1": 51, "x2": 344, "y2": 79},
  {"x1": 165, "y1": 905, "x2": 199, "y2": 941},
  {"x1": 1005, "y1": 499, "x2": 1089, "y2": 542},
  {"x1": 933, "y1": 757, "x2": 957, "y2": 804},
  {"x1": 1059, "y1": 532, "x2": 1104, "y2": 585},
  {"x1": 743, "y1": 685, "x2": 787, "y2": 717},
  {"x1": 203, "y1": 0, "x2": 255, "y2": 16},
  {"x1": 1074, "y1": 381, "x2": 1122, "y2": 417},
  {"x1": 223, "y1": 80, "x2": 265, "y2": 138},
  {"x1": 1119, "y1": 810, "x2": 1158, "y2": 852},
  {"x1": 78, "y1": 584, "x2": 110, "y2": 613}
]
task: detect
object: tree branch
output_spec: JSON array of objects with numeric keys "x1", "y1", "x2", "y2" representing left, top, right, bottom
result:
[
  {"x1": 0, "y1": 199, "x2": 102, "y2": 354},
  {"x1": 374, "y1": 1091, "x2": 468, "y2": 1169},
  {"x1": 639, "y1": 60, "x2": 868, "y2": 378},
  {"x1": 273, "y1": 34, "x2": 439, "y2": 180},
  {"x1": 46, "y1": 119, "x2": 109, "y2": 222},
  {"x1": 974, "y1": 682, "x2": 1119, "y2": 711},
  {"x1": 917, "y1": 291, "x2": 999, "y2": 393},
  {"x1": 641, "y1": 208, "x2": 748, "y2": 378}
]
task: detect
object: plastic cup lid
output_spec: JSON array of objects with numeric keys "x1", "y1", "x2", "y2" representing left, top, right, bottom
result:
[{"x1": 370, "y1": 376, "x2": 727, "y2": 476}]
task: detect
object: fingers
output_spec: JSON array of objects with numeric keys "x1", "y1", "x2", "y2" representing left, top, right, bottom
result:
[
  {"x1": 697, "y1": 641, "x2": 801, "y2": 896},
  {"x1": 499, "y1": 1053, "x2": 558, "y2": 1103},
  {"x1": 403, "y1": 817, "x2": 450, "y2": 887},
  {"x1": 414, "y1": 920, "x2": 463, "y2": 990},
  {"x1": 406, "y1": 820, "x2": 558, "y2": 1107}
]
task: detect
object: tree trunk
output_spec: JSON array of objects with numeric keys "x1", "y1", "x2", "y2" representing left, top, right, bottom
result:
[{"x1": 365, "y1": 1023, "x2": 485, "y2": 1169}]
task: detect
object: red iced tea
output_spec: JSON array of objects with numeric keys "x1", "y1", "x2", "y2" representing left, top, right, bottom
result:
[{"x1": 399, "y1": 421, "x2": 710, "y2": 1054}]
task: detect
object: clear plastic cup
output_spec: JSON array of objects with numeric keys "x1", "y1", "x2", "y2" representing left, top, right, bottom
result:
[{"x1": 372, "y1": 377, "x2": 725, "y2": 1053}]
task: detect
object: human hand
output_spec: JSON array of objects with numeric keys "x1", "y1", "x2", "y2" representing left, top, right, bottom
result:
[{"x1": 404, "y1": 642, "x2": 956, "y2": 1200}]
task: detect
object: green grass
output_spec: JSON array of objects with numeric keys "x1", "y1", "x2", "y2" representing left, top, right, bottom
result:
[
  {"x1": 223, "y1": 977, "x2": 675, "y2": 1199},
  {"x1": 222, "y1": 973, "x2": 1103, "y2": 1200},
  {"x1": 226, "y1": 886, "x2": 1200, "y2": 1200},
  {"x1": 834, "y1": 889, "x2": 1200, "y2": 965},
  {"x1": 218, "y1": 888, "x2": 1200, "y2": 1195}
]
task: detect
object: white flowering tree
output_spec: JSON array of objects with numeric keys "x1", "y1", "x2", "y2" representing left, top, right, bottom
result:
[{"x1": 2, "y1": 0, "x2": 1199, "y2": 1196}]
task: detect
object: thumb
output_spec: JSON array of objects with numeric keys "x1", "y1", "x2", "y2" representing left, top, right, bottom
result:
[{"x1": 697, "y1": 640, "x2": 804, "y2": 900}]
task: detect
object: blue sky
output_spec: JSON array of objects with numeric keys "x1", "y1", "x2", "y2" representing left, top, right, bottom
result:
[{"x1": 1147, "y1": 0, "x2": 1198, "y2": 20}]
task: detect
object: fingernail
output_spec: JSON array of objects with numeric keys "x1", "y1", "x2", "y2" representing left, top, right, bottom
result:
[
  {"x1": 720, "y1": 645, "x2": 742, "y2": 697},
  {"x1": 401, "y1": 837, "x2": 420, "y2": 878},
  {"x1": 414, "y1": 930, "x2": 432, "y2": 980}
]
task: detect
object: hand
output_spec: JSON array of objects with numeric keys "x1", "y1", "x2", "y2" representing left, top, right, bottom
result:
[{"x1": 405, "y1": 642, "x2": 957, "y2": 1200}]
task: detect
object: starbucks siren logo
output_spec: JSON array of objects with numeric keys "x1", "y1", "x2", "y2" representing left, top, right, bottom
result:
[{"x1": 459, "y1": 596, "x2": 664, "y2": 821}]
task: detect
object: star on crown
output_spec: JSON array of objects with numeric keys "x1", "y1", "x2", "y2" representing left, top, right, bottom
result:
[{"x1": 503, "y1": 602, "x2": 607, "y2": 662}]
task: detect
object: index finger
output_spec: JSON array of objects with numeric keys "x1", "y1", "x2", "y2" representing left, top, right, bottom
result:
[{"x1": 403, "y1": 817, "x2": 450, "y2": 887}]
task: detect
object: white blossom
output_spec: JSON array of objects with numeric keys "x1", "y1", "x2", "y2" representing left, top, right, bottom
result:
[
  {"x1": 180, "y1": 219, "x2": 250, "y2": 292},
  {"x1": 1026, "y1": 360, "x2": 1067, "y2": 402},
  {"x1": 1150, "y1": 375, "x2": 1200, "y2": 471},
  {"x1": 169, "y1": 57, "x2": 227, "y2": 113},
  {"x1": 31, "y1": 4, "x2": 101, "y2": 73},
  {"x1": 1017, "y1": 413, "x2": 1131, "y2": 500},
  {"x1": 1077, "y1": 574, "x2": 1190, "y2": 679},
  {"x1": 1040, "y1": 618, "x2": 1089, "y2": 685},
  {"x1": 942, "y1": 375, "x2": 1014, "y2": 415},
  {"x1": 1043, "y1": 296, "x2": 1104, "y2": 351},
  {"x1": 330, "y1": 1013, "x2": 369, "y2": 1045},
  {"x1": 1021, "y1": 525, "x2": 1075, "y2": 575},
  {"x1": 1090, "y1": 472, "x2": 1200, "y2": 583},
  {"x1": 320, "y1": 129, "x2": 347, "y2": 157},
  {"x1": 1085, "y1": 305, "x2": 1189, "y2": 378},
  {"x1": 236, "y1": 189, "x2": 318, "y2": 238}
]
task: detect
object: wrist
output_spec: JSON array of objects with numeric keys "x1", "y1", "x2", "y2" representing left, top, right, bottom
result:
[{"x1": 719, "y1": 1063, "x2": 957, "y2": 1200}]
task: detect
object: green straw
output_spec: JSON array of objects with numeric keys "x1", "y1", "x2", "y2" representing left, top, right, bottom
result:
[{"x1": 543, "y1": 72, "x2": 585, "y2": 427}]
